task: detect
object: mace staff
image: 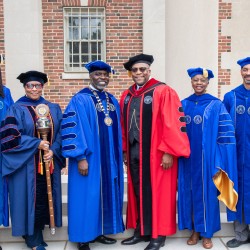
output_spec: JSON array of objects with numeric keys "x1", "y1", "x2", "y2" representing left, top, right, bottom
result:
[{"x1": 35, "y1": 104, "x2": 56, "y2": 235}]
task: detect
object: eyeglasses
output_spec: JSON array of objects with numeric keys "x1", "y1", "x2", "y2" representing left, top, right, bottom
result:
[
  {"x1": 131, "y1": 67, "x2": 149, "y2": 73},
  {"x1": 25, "y1": 83, "x2": 43, "y2": 89}
]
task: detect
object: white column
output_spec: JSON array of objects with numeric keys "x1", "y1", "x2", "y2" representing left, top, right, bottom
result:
[
  {"x1": 143, "y1": 0, "x2": 166, "y2": 82},
  {"x1": 4, "y1": 0, "x2": 44, "y2": 100},
  {"x1": 165, "y1": 0, "x2": 218, "y2": 100}
]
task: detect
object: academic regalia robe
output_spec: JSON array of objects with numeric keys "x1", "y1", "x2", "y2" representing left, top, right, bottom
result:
[
  {"x1": 0, "y1": 96, "x2": 65, "y2": 236},
  {"x1": 61, "y1": 88, "x2": 124, "y2": 243},
  {"x1": 0, "y1": 86, "x2": 14, "y2": 226},
  {"x1": 223, "y1": 84, "x2": 250, "y2": 224},
  {"x1": 120, "y1": 78, "x2": 190, "y2": 238},
  {"x1": 178, "y1": 94, "x2": 238, "y2": 238},
  {"x1": 0, "y1": 86, "x2": 14, "y2": 122}
]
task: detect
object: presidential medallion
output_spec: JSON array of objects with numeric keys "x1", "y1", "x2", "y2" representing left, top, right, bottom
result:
[{"x1": 104, "y1": 116, "x2": 113, "y2": 126}]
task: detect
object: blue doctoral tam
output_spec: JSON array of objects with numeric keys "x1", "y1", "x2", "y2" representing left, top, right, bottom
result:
[
  {"x1": 85, "y1": 60, "x2": 115, "y2": 74},
  {"x1": 187, "y1": 67, "x2": 214, "y2": 80},
  {"x1": 237, "y1": 57, "x2": 250, "y2": 68}
]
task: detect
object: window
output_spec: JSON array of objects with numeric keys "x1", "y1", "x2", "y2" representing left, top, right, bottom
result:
[{"x1": 64, "y1": 7, "x2": 106, "y2": 72}]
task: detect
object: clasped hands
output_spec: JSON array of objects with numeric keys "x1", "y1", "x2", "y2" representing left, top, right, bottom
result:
[{"x1": 38, "y1": 140, "x2": 54, "y2": 162}]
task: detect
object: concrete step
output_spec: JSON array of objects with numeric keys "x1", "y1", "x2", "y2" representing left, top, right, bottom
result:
[
  {"x1": 0, "y1": 224, "x2": 234, "y2": 243},
  {"x1": 0, "y1": 174, "x2": 235, "y2": 242}
]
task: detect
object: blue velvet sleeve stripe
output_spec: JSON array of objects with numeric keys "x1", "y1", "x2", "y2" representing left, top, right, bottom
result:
[
  {"x1": 62, "y1": 133, "x2": 77, "y2": 140},
  {"x1": 0, "y1": 116, "x2": 21, "y2": 152},
  {"x1": 62, "y1": 111, "x2": 76, "y2": 119},
  {"x1": 1, "y1": 116, "x2": 17, "y2": 127},
  {"x1": 217, "y1": 112, "x2": 236, "y2": 144},
  {"x1": 62, "y1": 145, "x2": 76, "y2": 151},
  {"x1": 61, "y1": 122, "x2": 77, "y2": 130},
  {"x1": 218, "y1": 124, "x2": 235, "y2": 133},
  {"x1": 217, "y1": 136, "x2": 236, "y2": 144},
  {"x1": 219, "y1": 113, "x2": 232, "y2": 121}
]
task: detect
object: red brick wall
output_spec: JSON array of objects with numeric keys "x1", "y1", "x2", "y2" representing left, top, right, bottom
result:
[
  {"x1": 42, "y1": 0, "x2": 143, "y2": 110},
  {"x1": 0, "y1": 0, "x2": 6, "y2": 85},
  {"x1": 218, "y1": 0, "x2": 232, "y2": 97}
]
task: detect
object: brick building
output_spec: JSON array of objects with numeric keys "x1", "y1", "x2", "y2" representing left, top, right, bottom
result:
[{"x1": 1, "y1": 0, "x2": 250, "y2": 108}]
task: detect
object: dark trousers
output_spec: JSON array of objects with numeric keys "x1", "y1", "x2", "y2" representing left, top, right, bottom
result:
[
  {"x1": 129, "y1": 140, "x2": 151, "y2": 236},
  {"x1": 129, "y1": 141, "x2": 140, "y2": 236},
  {"x1": 24, "y1": 227, "x2": 44, "y2": 248}
]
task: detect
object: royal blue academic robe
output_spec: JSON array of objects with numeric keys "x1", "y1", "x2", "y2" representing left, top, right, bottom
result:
[
  {"x1": 178, "y1": 93, "x2": 238, "y2": 238},
  {"x1": 223, "y1": 84, "x2": 250, "y2": 224},
  {"x1": 0, "y1": 86, "x2": 14, "y2": 122},
  {"x1": 0, "y1": 96, "x2": 65, "y2": 236},
  {"x1": 61, "y1": 88, "x2": 124, "y2": 242},
  {"x1": 0, "y1": 86, "x2": 14, "y2": 226}
]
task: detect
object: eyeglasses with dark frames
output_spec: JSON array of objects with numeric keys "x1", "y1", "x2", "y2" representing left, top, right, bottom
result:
[
  {"x1": 25, "y1": 83, "x2": 43, "y2": 89},
  {"x1": 131, "y1": 67, "x2": 149, "y2": 73}
]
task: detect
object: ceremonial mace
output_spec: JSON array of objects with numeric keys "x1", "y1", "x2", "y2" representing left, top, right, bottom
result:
[{"x1": 35, "y1": 104, "x2": 56, "y2": 235}]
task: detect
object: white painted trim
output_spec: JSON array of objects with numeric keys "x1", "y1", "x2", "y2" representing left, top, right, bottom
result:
[{"x1": 62, "y1": 72, "x2": 89, "y2": 80}]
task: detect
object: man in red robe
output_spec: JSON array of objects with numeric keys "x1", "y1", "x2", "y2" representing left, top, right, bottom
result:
[{"x1": 120, "y1": 54, "x2": 190, "y2": 250}]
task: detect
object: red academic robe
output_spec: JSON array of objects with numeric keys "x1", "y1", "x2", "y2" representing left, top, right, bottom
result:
[{"x1": 120, "y1": 78, "x2": 190, "y2": 238}]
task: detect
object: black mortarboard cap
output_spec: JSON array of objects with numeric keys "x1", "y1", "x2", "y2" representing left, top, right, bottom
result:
[
  {"x1": 123, "y1": 53, "x2": 154, "y2": 71},
  {"x1": 17, "y1": 70, "x2": 48, "y2": 85}
]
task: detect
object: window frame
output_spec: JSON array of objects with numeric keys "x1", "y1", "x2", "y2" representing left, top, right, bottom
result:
[{"x1": 63, "y1": 7, "x2": 106, "y2": 74}]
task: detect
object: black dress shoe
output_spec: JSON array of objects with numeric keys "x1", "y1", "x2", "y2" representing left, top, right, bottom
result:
[
  {"x1": 41, "y1": 241, "x2": 48, "y2": 247},
  {"x1": 121, "y1": 235, "x2": 150, "y2": 245},
  {"x1": 144, "y1": 236, "x2": 166, "y2": 250},
  {"x1": 94, "y1": 235, "x2": 117, "y2": 244},
  {"x1": 227, "y1": 238, "x2": 250, "y2": 248},
  {"x1": 78, "y1": 242, "x2": 90, "y2": 250}
]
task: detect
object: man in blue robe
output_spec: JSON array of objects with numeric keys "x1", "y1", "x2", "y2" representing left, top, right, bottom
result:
[
  {"x1": 223, "y1": 57, "x2": 250, "y2": 248},
  {"x1": 61, "y1": 61, "x2": 124, "y2": 250}
]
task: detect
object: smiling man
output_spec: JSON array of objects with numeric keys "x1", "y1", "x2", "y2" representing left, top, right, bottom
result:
[
  {"x1": 223, "y1": 57, "x2": 250, "y2": 248},
  {"x1": 61, "y1": 61, "x2": 124, "y2": 250},
  {"x1": 120, "y1": 54, "x2": 190, "y2": 250}
]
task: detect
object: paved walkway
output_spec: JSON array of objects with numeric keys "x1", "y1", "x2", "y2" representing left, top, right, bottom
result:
[{"x1": 1, "y1": 238, "x2": 250, "y2": 250}]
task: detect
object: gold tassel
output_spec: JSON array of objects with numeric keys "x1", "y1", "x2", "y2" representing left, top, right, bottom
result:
[
  {"x1": 39, "y1": 149, "x2": 44, "y2": 175},
  {"x1": 128, "y1": 71, "x2": 132, "y2": 77},
  {"x1": 47, "y1": 75, "x2": 50, "y2": 86},
  {"x1": 203, "y1": 68, "x2": 208, "y2": 78}
]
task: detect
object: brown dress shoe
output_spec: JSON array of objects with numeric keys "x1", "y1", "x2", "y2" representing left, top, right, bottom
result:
[
  {"x1": 187, "y1": 231, "x2": 201, "y2": 245},
  {"x1": 202, "y1": 238, "x2": 213, "y2": 249}
]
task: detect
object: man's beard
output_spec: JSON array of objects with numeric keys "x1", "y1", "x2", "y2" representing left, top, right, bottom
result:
[
  {"x1": 96, "y1": 82, "x2": 108, "y2": 90},
  {"x1": 244, "y1": 78, "x2": 250, "y2": 85}
]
